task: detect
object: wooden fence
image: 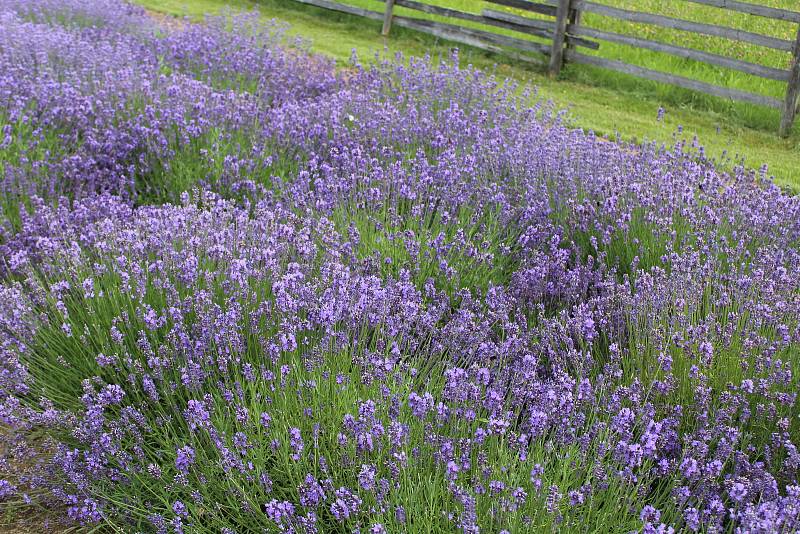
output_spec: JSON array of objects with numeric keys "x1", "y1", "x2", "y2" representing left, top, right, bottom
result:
[{"x1": 291, "y1": 0, "x2": 800, "y2": 136}]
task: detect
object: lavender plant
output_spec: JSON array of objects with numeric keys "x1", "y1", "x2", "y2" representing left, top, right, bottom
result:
[
  {"x1": 0, "y1": 5, "x2": 335, "y2": 227},
  {"x1": 1, "y1": 0, "x2": 799, "y2": 532}
]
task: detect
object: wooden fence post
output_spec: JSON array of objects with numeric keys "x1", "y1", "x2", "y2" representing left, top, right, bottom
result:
[
  {"x1": 549, "y1": 0, "x2": 572, "y2": 77},
  {"x1": 566, "y1": 3, "x2": 582, "y2": 53},
  {"x1": 779, "y1": 25, "x2": 800, "y2": 137},
  {"x1": 382, "y1": 0, "x2": 396, "y2": 36}
]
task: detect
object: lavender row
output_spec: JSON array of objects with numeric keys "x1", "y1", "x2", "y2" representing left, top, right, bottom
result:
[{"x1": 0, "y1": 4, "x2": 335, "y2": 217}]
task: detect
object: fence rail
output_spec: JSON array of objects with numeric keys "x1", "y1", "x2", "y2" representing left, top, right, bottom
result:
[
  {"x1": 683, "y1": 0, "x2": 800, "y2": 23},
  {"x1": 573, "y1": 1, "x2": 794, "y2": 51},
  {"x1": 290, "y1": 0, "x2": 800, "y2": 136}
]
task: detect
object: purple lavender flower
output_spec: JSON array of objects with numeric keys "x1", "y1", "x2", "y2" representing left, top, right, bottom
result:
[
  {"x1": 185, "y1": 400, "x2": 210, "y2": 430},
  {"x1": 289, "y1": 427, "x2": 304, "y2": 461},
  {"x1": 172, "y1": 501, "x2": 187, "y2": 518},
  {"x1": 175, "y1": 446, "x2": 195, "y2": 474},
  {"x1": 299, "y1": 474, "x2": 324, "y2": 508},
  {"x1": 330, "y1": 487, "x2": 361, "y2": 521},
  {"x1": 357, "y1": 464, "x2": 376, "y2": 491}
]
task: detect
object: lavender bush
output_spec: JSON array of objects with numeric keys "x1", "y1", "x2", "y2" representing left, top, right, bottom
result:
[
  {"x1": 0, "y1": 4, "x2": 334, "y2": 228},
  {"x1": 1, "y1": 0, "x2": 799, "y2": 532}
]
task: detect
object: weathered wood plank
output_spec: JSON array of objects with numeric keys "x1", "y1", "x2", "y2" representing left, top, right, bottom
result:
[
  {"x1": 502, "y1": 49, "x2": 549, "y2": 68},
  {"x1": 481, "y1": 8, "x2": 556, "y2": 33},
  {"x1": 549, "y1": 0, "x2": 572, "y2": 76},
  {"x1": 394, "y1": 0, "x2": 558, "y2": 41},
  {"x1": 292, "y1": 0, "x2": 384, "y2": 21},
  {"x1": 382, "y1": 0, "x2": 395, "y2": 35},
  {"x1": 535, "y1": 0, "x2": 800, "y2": 23},
  {"x1": 394, "y1": 0, "x2": 484, "y2": 25},
  {"x1": 481, "y1": 9, "x2": 599, "y2": 49},
  {"x1": 392, "y1": 15, "x2": 552, "y2": 56},
  {"x1": 571, "y1": 26, "x2": 791, "y2": 81},
  {"x1": 780, "y1": 27, "x2": 800, "y2": 136},
  {"x1": 566, "y1": 3, "x2": 583, "y2": 52},
  {"x1": 393, "y1": 0, "x2": 552, "y2": 39},
  {"x1": 565, "y1": 50, "x2": 783, "y2": 108},
  {"x1": 485, "y1": 0, "x2": 557, "y2": 18},
  {"x1": 684, "y1": 0, "x2": 800, "y2": 24},
  {"x1": 573, "y1": 1, "x2": 795, "y2": 52}
]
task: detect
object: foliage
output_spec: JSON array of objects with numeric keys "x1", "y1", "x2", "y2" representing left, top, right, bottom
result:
[{"x1": 1, "y1": 2, "x2": 799, "y2": 532}]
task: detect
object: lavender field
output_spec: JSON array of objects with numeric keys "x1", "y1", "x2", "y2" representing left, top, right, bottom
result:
[{"x1": 1, "y1": 0, "x2": 799, "y2": 532}]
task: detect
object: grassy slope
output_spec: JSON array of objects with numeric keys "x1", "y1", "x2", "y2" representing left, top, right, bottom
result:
[
  {"x1": 138, "y1": 0, "x2": 800, "y2": 190},
  {"x1": 139, "y1": 0, "x2": 800, "y2": 191},
  {"x1": 308, "y1": 0, "x2": 796, "y2": 112},
  {"x1": 322, "y1": 0, "x2": 797, "y2": 99}
]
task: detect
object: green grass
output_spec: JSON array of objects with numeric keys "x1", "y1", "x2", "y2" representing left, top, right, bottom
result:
[{"x1": 136, "y1": 0, "x2": 800, "y2": 192}]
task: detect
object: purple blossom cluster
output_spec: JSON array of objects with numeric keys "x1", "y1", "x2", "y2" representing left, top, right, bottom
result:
[
  {"x1": 157, "y1": 12, "x2": 336, "y2": 101},
  {"x1": 0, "y1": 3, "x2": 334, "y2": 214},
  {"x1": 1, "y1": 0, "x2": 800, "y2": 532}
]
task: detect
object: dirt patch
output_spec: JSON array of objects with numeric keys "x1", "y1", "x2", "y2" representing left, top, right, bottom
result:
[
  {"x1": 0, "y1": 427, "x2": 76, "y2": 534},
  {"x1": 0, "y1": 510, "x2": 74, "y2": 534}
]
